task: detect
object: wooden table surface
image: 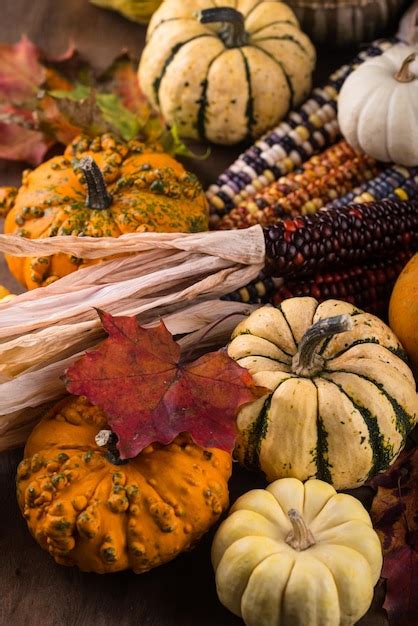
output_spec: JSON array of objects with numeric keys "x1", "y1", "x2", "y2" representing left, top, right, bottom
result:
[{"x1": 0, "y1": 2, "x2": 390, "y2": 625}]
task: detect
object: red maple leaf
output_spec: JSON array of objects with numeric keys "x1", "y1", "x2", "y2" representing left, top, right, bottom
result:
[
  {"x1": 65, "y1": 310, "x2": 267, "y2": 459},
  {"x1": 0, "y1": 36, "x2": 45, "y2": 105},
  {"x1": 369, "y1": 446, "x2": 418, "y2": 626}
]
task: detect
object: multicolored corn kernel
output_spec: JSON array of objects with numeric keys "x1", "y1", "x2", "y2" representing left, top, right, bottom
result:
[
  {"x1": 217, "y1": 141, "x2": 381, "y2": 230},
  {"x1": 325, "y1": 165, "x2": 418, "y2": 210},
  {"x1": 273, "y1": 250, "x2": 416, "y2": 318},
  {"x1": 222, "y1": 272, "x2": 277, "y2": 305},
  {"x1": 206, "y1": 39, "x2": 394, "y2": 222},
  {"x1": 264, "y1": 200, "x2": 418, "y2": 278}
]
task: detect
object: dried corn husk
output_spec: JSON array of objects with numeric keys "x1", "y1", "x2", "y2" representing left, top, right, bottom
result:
[{"x1": 0, "y1": 227, "x2": 265, "y2": 450}]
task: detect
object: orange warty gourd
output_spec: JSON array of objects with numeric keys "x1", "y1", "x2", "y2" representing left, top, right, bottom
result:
[
  {"x1": 4, "y1": 133, "x2": 208, "y2": 289},
  {"x1": 389, "y1": 253, "x2": 418, "y2": 382},
  {"x1": 16, "y1": 396, "x2": 231, "y2": 574}
]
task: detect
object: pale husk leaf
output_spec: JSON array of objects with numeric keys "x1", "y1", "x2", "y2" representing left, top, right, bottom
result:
[{"x1": 0, "y1": 227, "x2": 265, "y2": 450}]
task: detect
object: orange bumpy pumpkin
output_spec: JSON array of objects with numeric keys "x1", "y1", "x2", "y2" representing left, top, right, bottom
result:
[
  {"x1": 4, "y1": 133, "x2": 208, "y2": 289},
  {"x1": 389, "y1": 253, "x2": 418, "y2": 382},
  {"x1": 16, "y1": 395, "x2": 231, "y2": 574}
]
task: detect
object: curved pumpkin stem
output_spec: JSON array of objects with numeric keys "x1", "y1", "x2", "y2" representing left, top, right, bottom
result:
[
  {"x1": 79, "y1": 157, "x2": 113, "y2": 210},
  {"x1": 286, "y1": 509, "x2": 316, "y2": 551},
  {"x1": 395, "y1": 53, "x2": 417, "y2": 83},
  {"x1": 199, "y1": 7, "x2": 249, "y2": 48},
  {"x1": 292, "y1": 314, "x2": 353, "y2": 377}
]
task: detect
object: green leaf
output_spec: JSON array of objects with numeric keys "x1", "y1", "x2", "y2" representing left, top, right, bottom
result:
[
  {"x1": 160, "y1": 125, "x2": 210, "y2": 160},
  {"x1": 49, "y1": 83, "x2": 91, "y2": 101},
  {"x1": 0, "y1": 36, "x2": 210, "y2": 163},
  {"x1": 96, "y1": 93, "x2": 140, "y2": 141}
]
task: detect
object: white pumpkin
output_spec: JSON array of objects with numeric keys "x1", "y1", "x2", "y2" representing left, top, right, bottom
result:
[
  {"x1": 338, "y1": 45, "x2": 418, "y2": 166},
  {"x1": 212, "y1": 477, "x2": 383, "y2": 626},
  {"x1": 138, "y1": 0, "x2": 316, "y2": 145}
]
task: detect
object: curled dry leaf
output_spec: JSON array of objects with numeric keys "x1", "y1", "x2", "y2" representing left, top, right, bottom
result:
[
  {"x1": 369, "y1": 446, "x2": 418, "y2": 626},
  {"x1": 0, "y1": 35, "x2": 45, "y2": 104},
  {"x1": 65, "y1": 310, "x2": 267, "y2": 459},
  {"x1": 0, "y1": 120, "x2": 52, "y2": 165},
  {"x1": 0, "y1": 37, "x2": 50, "y2": 164},
  {"x1": 0, "y1": 38, "x2": 195, "y2": 164}
]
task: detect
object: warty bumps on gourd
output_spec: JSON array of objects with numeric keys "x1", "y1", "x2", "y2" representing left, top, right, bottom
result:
[
  {"x1": 16, "y1": 396, "x2": 231, "y2": 573},
  {"x1": 3, "y1": 133, "x2": 208, "y2": 289}
]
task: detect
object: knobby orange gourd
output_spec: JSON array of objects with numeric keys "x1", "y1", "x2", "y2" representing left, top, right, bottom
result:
[
  {"x1": 3, "y1": 133, "x2": 208, "y2": 289},
  {"x1": 16, "y1": 396, "x2": 231, "y2": 574}
]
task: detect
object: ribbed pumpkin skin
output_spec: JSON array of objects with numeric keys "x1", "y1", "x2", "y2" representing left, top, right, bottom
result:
[
  {"x1": 138, "y1": 0, "x2": 316, "y2": 145},
  {"x1": 212, "y1": 478, "x2": 383, "y2": 626},
  {"x1": 338, "y1": 46, "x2": 418, "y2": 167},
  {"x1": 16, "y1": 396, "x2": 231, "y2": 574},
  {"x1": 4, "y1": 133, "x2": 208, "y2": 289},
  {"x1": 389, "y1": 254, "x2": 418, "y2": 382},
  {"x1": 228, "y1": 297, "x2": 418, "y2": 490}
]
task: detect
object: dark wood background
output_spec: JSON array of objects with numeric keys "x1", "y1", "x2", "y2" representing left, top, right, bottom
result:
[{"x1": 0, "y1": 1, "x2": 390, "y2": 624}]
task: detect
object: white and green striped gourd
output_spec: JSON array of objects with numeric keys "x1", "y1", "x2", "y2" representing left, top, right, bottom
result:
[
  {"x1": 138, "y1": 0, "x2": 316, "y2": 145},
  {"x1": 228, "y1": 297, "x2": 418, "y2": 490}
]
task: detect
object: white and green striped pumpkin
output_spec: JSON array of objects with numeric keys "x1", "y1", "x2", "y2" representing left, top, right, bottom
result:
[
  {"x1": 228, "y1": 297, "x2": 418, "y2": 490},
  {"x1": 138, "y1": 0, "x2": 316, "y2": 145}
]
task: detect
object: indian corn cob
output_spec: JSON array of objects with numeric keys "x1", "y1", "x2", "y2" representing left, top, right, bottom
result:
[
  {"x1": 222, "y1": 271, "x2": 278, "y2": 305},
  {"x1": 223, "y1": 249, "x2": 414, "y2": 315},
  {"x1": 218, "y1": 141, "x2": 380, "y2": 230},
  {"x1": 325, "y1": 165, "x2": 418, "y2": 209},
  {"x1": 223, "y1": 200, "x2": 417, "y2": 305},
  {"x1": 263, "y1": 200, "x2": 418, "y2": 277},
  {"x1": 273, "y1": 250, "x2": 415, "y2": 318},
  {"x1": 207, "y1": 39, "x2": 394, "y2": 223}
]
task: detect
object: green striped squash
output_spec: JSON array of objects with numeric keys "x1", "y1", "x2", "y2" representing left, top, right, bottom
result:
[
  {"x1": 138, "y1": 0, "x2": 316, "y2": 145},
  {"x1": 228, "y1": 297, "x2": 418, "y2": 490}
]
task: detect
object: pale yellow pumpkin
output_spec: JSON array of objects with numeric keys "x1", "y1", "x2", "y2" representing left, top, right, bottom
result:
[
  {"x1": 228, "y1": 297, "x2": 418, "y2": 489},
  {"x1": 138, "y1": 0, "x2": 316, "y2": 145},
  {"x1": 212, "y1": 477, "x2": 383, "y2": 626}
]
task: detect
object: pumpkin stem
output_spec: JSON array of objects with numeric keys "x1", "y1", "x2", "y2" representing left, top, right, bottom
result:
[
  {"x1": 79, "y1": 157, "x2": 113, "y2": 210},
  {"x1": 286, "y1": 509, "x2": 316, "y2": 551},
  {"x1": 395, "y1": 53, "x2": 417, "y2": 83},
  {"x1": 199, "y1": 7, "x2": 249, "y2": 48},
  {"x1": 292, "y1": 314, "x2": 353, "y2": 377},
  {"x1": 95, "y1": 429, "x2": 128, "y2": 465}
]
